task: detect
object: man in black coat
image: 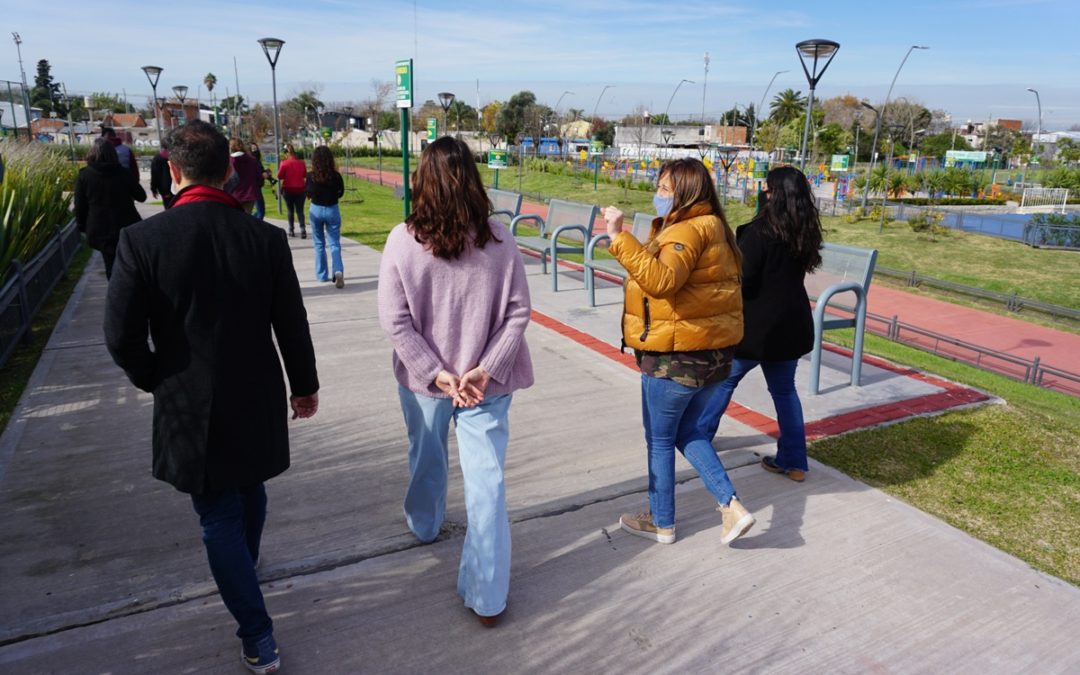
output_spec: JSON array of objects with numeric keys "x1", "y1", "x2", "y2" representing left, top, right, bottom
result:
[
  {"x1": 104, "y1": 120, "x2": 318, "y2": 675},
  {"x1": 149, "y1": 140, "x2": 173, "y2": 208}
]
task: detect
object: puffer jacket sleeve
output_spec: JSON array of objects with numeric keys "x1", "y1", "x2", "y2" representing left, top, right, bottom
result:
[{"x1": 609, "y1": 225, "x2": 705, "y2": 299}]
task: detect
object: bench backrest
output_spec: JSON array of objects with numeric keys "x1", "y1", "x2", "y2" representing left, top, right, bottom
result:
[
  {"x1": 629, "y1": 212, "x2": 655, "y2": 243},
  {"x1": 805, "y1": 243, "x2": 878, "y2": 301},
  {"x1": 488, "y1": 188, "x2": 522, "y2": 225},
  {"x1": 543, "y1": 199, "x2": 598, "y2": 242}
]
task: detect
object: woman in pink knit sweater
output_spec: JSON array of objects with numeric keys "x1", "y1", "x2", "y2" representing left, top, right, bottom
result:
[{"x1": 377, "y1": 137, "x2": 533, "y2": 628}]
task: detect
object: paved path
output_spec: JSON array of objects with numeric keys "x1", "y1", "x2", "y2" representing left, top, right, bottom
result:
[
  {"x1": 347, "y1": 165, "x2": 1080, "y2": 396},
  {"x1": 0, "y1": 204, "x2": 1077, "y2": 673}
]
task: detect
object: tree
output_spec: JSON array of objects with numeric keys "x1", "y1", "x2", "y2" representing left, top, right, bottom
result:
[
  {"x1": 919, "y1": 132, "x2": 971, "y2": 160},
  {"x1": 769, "y1": 88, "x2": 805, "y2": 125},
  {"x1": 31, "y1": 59, "x2": 64, "y2": 116},
  {"x1": 204, "y1": 73, "x2": 217, "y2": 119},
  {"x1": 566, "y1": 108, "x2": 584, "y2": 121},
  {"x1": 447, "y1": 100, "x2": 477, "y2": 132},
  {"x1": 480, "y1": 101, "x2": 502, "y2": 136},
  {"x1": 1056, "y1": 138, "x2": 1080, "y2": 164},
  {"x1": 591, "y1": 117, "x2": 615, "y2": 146},
  {"x1": 649, "y1": 112, "x2": 671, "y2": 125},
  {"x1": 496, "y1": 90, "x2": 536, "y2": 141}
]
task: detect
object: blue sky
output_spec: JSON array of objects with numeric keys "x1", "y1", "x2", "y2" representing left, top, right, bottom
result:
[{"x1": 7, "y1": 0, "x2": 1080, "y2": 128}]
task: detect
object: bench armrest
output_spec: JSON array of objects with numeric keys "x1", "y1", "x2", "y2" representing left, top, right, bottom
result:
[
  {"x1": 491, "y1": 208, "x2": 516, "y2": 220},
  {"x1": 812, "y1": 281, "x2": 866, "y2": 323},
  {"x1": 585, "y1": 233, "x2": 611, "y2": 262},
  {"x1": 510, "y1": 213, "x2": 544, "y2": 236},
  {"x1": 550, "y1": 224, "x2": 588, "y2": 247}
]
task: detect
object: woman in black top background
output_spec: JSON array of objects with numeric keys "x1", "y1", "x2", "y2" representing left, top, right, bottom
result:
[
  {"x1": 305, "y1": 146, "x2": 346, "y2": 287},
  {"x1": 74, "y1": 138, "x2": 147, "y2": 278},
  {"x1": 704, "y1": 166, "x2": 823, "y2": 483}
]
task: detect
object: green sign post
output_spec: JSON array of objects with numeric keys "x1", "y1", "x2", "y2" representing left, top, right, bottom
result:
[
  {"x1": 395, "y1": 59, "x2": 413, "y2": 216},
  {"x1": 426, "y1": 118, "x2": 437, "y2": 142},
  {"x1": 590, "y1": 139, "x2": 604, "y2": 191},
  {"x1": 488, "y1": 149, "x2": 508, "y2": 188},
  {"x1": 830, "y1": 154, "x2": 850, "y2": 172}
]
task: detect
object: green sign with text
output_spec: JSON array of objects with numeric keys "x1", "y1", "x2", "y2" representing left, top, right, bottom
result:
[
  {"x1": 488, "y1": 149, "x2": 508, "y2": 169},
  {"x1": 427, "y1": 118, "x2": 437, "y2": 141},
  {"x1": 395, "y1": 59, "x2": 413, "y2": 109}
]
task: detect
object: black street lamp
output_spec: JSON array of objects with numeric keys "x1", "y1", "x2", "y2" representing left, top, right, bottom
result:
[
  {"x1": 795, "y1": 39, "x2": 840, "y2": 170},
  {"x1": 258, "y1": 37, "x2": 285, "y2": 213},
  {"x1": 437, "y1": 92, "x2": 455, "y2": 137},
  {"x1": 172, "y1": 85, "x2": 188, "y2": 127},
  {"x1": 141, "y1": 65, "x2": 164, "y2": 146}
]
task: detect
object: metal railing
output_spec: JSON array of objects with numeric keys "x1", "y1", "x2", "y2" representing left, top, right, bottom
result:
[
  {"x1": 874, "y1": 266, "x2": 1080, "y2": 323},
  {"x1": 851, "y1": 308, "x2": 1080, "y2": 398},
  {"x1": 0, "y1": 220, "x2": 83, "y2": 369}
]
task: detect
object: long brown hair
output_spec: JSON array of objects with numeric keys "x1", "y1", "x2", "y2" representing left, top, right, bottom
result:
[
  {"x1": 311, "y1": 146, "x2": 336, "y2": 184},
  {"x1": 657, "y1": 158, "x2": 741, "y2": 267},
  {"x1": 407, "y1": 136, "x2": 498, "y2": 260},
  {"x1": 760, "y1": 166, "x2": 823, "y2": 273}
]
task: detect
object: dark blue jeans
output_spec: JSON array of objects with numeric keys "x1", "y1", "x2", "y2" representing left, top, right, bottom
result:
[
  {"x1": 705, "y1": 358, "x2": 809, "y2": 472},
  {"x1": 190, "y1": 483, "x2": 273, "y2": 646}
]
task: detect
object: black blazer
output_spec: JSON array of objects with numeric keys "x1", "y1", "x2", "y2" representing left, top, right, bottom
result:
[
  {"x1": 74, "y1": 163, "x2": 146, "y2": 251},
  {"x1": 104, "y1": 197, "x2": 319, "y2": 495},
  {"x1": 734, "y1": 219, "x2": 814, "y2": 362}
]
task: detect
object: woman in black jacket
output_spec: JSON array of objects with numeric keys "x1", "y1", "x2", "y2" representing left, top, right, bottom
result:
[
  {"x1": 705, "y1": 166, "x2": 822, "y2": 482},
  {"x1": 74, "y1": 138, "x2": 146, "y2": 278}
]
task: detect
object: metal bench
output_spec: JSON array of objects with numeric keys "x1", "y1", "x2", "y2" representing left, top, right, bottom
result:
[
  {"x1": 488, "y1": 188, "x2": 522, "y2": 226},
  {"x1": 510, "y1": 199, "x2": 598, "y2": 292},
  {"x1": 805, "y1": 242, "x2": 878, "y2": 394},
  {"x1": 583, "y1": 213, "x2": 655, "y2": 306}
]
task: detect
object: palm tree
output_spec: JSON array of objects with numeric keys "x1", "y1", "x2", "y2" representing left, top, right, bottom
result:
[
  {"x1": 204, "y1": 73, "x2": 217, "y2": 124},
  {"x1": 770, "y1": 88, "x2": 806, "y2": 126}
]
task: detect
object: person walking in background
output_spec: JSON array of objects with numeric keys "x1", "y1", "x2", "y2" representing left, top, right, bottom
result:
[
  {"x1": 704, "y1": 166, "x2": 823, "y2": 483},
  {"x1": 277, "y1": 145, "x2": 307, "y2": 238},
  {"x1": 378, "y1": 136, "x2": 533, "y2": 628},
  {"x1": 602, "y1": 158, "x2": 754, "y2": 547},
  {"x1": 74, "y1": 138, "x2": 146, "y2": 279},
  {"x1": 228, "y1": 138, "x2": 261, "y2": 215},
  {"x1": 250, "y1": 142, "x2": 272, "y2": 221},
  {"x1": 101, "y1": 127, "x2": 140, "y2": 183},
  {"x1": 105, "y1": 121, "x2": 319, "y2": 675},
  {"x1": 305, "y1": 146, "x2": 346, "y2": 287},
  {"x1": 150, "y1": 141, "x2": 173, "y2": 209}
]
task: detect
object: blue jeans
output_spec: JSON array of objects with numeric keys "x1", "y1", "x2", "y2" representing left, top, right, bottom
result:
[
  {"x1": 309, "y1": 204, "x2": 343, "y2": 281},
  {"x1": 253, "y1": 189, "x2": 266, "y2": 220},
  {"x1": 190, "y1": 483, "x2": 273, "y2": 647},
  {"x1": 705, "y1": 358, "x2": 809, "y2": 473},
  {"x1": 397, "y1": 385, "x2": 512, "y2": 617},
  {"x1": 641, "y1": 374, "x2": 738, "y2": 529}
]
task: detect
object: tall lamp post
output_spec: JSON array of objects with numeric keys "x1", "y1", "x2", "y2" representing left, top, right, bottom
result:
[
  {"x1": 11, "y1": 33, "x2": 32, "y2": 142},
  {"x1": 342, "y1": 105, "x2": 353, "y2": 188},
  {"x1": 860, "y1": 44, "x2": 928, "y2": 212},
  {"x1": 258, "y1": 37, "x2": 285, "y2": 213},
  {"x1": 795, "y1": 39, "x2": 840, "y2": 171},
  {"x1": 661, "y1": 78, "x2": 694, "y2": 149},
  {"x1": 437, "y1": 92, "x2": 455, "y2": 137},
  {"x1": 172, "y1": 85, "x2": 188, "y2": 127},
  {"x1": 141, "y1": 66, "x2": 165, "y2": 147},
  {"x1": 554, "y1": 90, "x2": 573, "y2": 158},
  {"x1": 751, "y1": 70, "x2": 788, "y2": 149},
  {"x1": 1026, "y1": 87, "x2": 1042, "y2": 164},
  {"x1": 590, "y1": 84, "x2": 614, "y2": 140}
]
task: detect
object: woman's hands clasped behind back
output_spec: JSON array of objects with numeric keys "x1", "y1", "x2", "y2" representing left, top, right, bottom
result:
[{"x1": 435, "y1": 366, "x2": 492, "y2": 408}]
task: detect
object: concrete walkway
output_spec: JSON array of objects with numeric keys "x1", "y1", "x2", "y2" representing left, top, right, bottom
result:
[{"x1": 1, "y1": 207, "x2": 1078, "y2": 673}]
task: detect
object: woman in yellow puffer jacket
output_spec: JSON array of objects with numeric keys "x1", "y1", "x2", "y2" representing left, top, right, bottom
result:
[{"x1": 603, "y1": 158, "x2": 755, "y2": 547}]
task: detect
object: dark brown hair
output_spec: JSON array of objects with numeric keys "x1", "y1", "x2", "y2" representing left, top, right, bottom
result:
[
  {"x1": 761, "y1": 166, "x2": 823, "y2": 273},
  {"x1": 657, "y1": 158, "x2": 741, "y2": 267},
  {"x1": 87, "y1": 137, "x2": 118, "y2": 165},
  {"x1": 311, "y1": 146, "x2": 336, "y2": 184},
  {"x1": 407, "y1": 136, "x2": 498, "y2": 260}
]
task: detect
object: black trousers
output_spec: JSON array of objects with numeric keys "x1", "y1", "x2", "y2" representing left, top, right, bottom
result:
[{"x1": 283, "y1": 191, "x2": 306, "y2": 231}]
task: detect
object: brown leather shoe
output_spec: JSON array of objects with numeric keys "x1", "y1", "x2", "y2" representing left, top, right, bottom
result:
[
  {"x1": 761, "y1": 456, "x2": 806, "y2": 482},
  {"x1": 474, "y1": 609, "x2": 504, "y2": 628}
]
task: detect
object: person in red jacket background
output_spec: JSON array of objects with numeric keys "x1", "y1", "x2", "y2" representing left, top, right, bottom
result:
[{"x1": 277, "y1": 145, "x2": 307, "y2": 238}]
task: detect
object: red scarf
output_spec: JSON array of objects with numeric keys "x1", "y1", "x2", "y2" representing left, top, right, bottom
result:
[{"x1": 171, "y1": 184, "x2": 242, "y2": 210}]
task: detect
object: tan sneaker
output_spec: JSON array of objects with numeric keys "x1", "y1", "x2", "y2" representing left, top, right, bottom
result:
[
  {"x1": 619, "y1": 511, "x2": 676, "y2": 544},
  {"x1": 334, "y1": 272, "x2": 345, "y2": 289},
  {"x1": 717, "y1": 498, "x2": 755, "y2": 545}
]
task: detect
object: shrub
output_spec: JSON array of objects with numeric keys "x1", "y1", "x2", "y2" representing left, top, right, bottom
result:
[{"x1": 0, "y1": 140, "x2": 76, "y2": 282}]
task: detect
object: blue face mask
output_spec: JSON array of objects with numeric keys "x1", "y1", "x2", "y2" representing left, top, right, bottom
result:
[{"x1": 653, "y1": 194, "x2": 674, "y2": 218}]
